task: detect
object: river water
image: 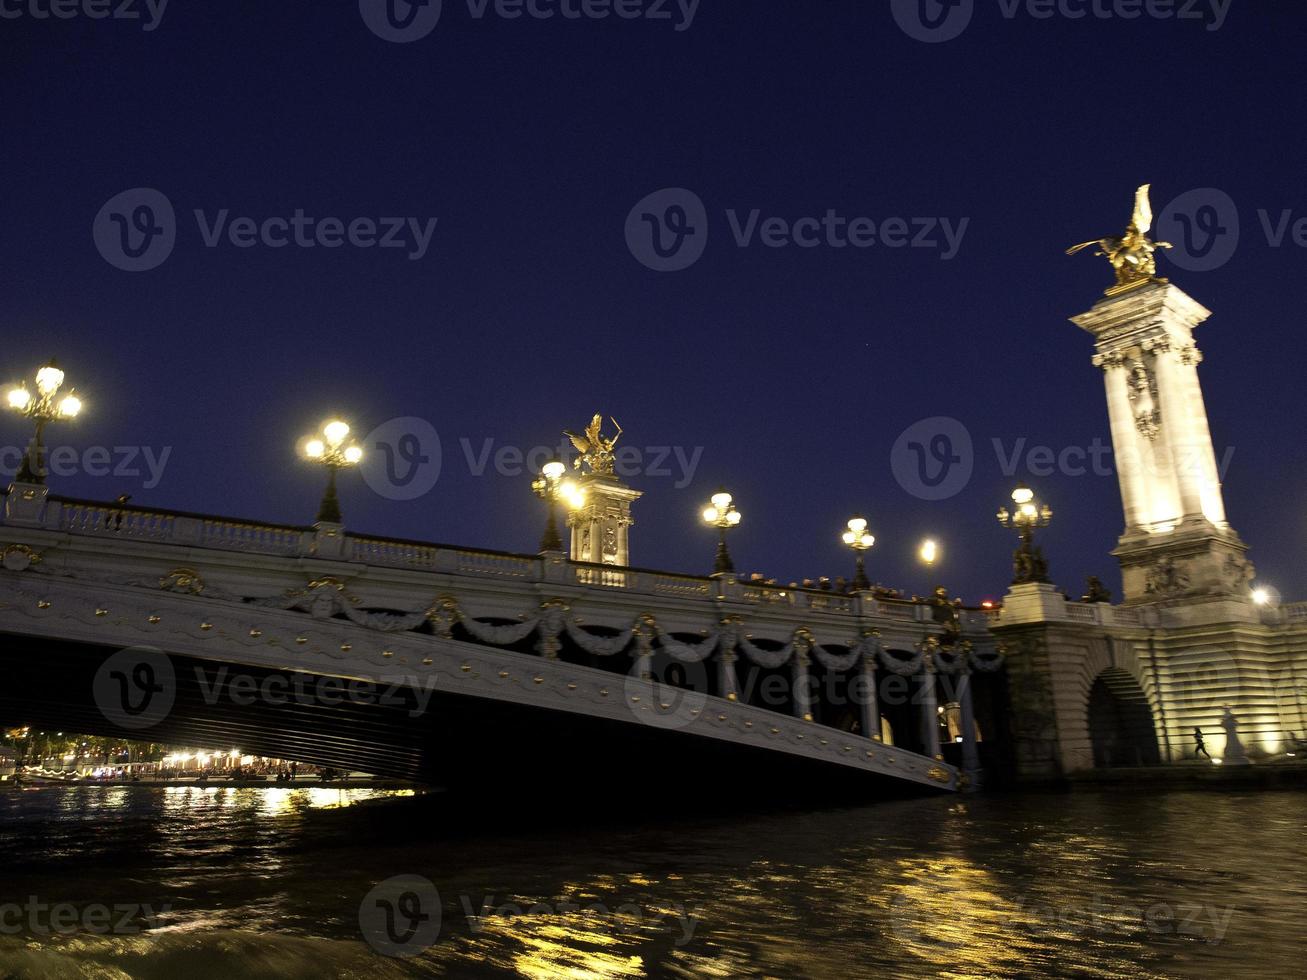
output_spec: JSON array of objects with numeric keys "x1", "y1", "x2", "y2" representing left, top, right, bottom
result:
[{"x1": 0, "y1": 784, "x2": 1302, "y2": 978}]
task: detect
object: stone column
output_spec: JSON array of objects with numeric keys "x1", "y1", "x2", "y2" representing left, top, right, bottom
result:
[
  {"x1": 717, "y1": 649, "x2": 740, "y2": 702},
  {"x1": 919, "y1": 652, "x2": 941, "y2": 758},
  {"x1": 1097, "y1": 358, "x2": 1147, "y2": 532},
  {"x1": 1146, "y1": 337, "x2": 1205, "y2": 520},
  {"x1": 859, "y1": 654, "x2": 881, "y2": 741},
  {"x1": 791, "y1": 639, "x2": 814, "y2": 722},
  {"x1": 958, "y1": 665, "x2": 980, "y2": 772}
]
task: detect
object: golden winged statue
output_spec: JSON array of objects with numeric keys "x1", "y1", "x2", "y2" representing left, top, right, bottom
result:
[
  {"x1": 1067, "y1": 184, "x2": 1173, "y2": 295},
  {"x1": 564, "y1": 414, "x2": 623, "y2": 475}
]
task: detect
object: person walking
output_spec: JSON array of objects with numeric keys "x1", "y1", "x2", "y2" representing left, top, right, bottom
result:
[{"x1": 1193, "y1": 727, "x2": 1211, "y2": 760}]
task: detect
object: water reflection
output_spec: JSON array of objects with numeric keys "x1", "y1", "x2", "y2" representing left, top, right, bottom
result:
[{"x1": 0, "y1": 786, "x2": 1304, "y2": 977}]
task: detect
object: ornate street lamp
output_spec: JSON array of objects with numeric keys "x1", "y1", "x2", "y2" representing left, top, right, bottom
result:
[
  {"x1": 996, "y1": 486, "x2": 1053, "y2": 584},
  {"x1": 702, "y1": 489, "x2": 741, "y2": 576},
  {"x1": 841, "y1": 517, "x2": 876, "y2": 590},
  {"x1": 531, "y1": 457, "x2": 585, "y2": 552},
  {"x1": 5, "y1": 359, "x2": 82, "y2": 484},
  {"x1": 302, "y1": 419, "x2": 363, "y2": 523}
]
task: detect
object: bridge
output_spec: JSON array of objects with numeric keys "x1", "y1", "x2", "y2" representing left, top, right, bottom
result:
[{"x1": 0, "y1": 483, "x2": 1003, "y2": 798}]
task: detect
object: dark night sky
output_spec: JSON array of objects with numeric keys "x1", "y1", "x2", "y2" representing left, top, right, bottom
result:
[{"x1": 2, "y1": 1, "x2": 1304, "y2": 604}]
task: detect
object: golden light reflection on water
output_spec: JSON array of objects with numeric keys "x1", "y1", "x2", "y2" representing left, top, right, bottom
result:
[
  {"x1": 883, "y1": 859, "x2": 1028, "y2": 977},
  {"x1": 4, "y1": 787, "x2": 1305, "y2": 977}
]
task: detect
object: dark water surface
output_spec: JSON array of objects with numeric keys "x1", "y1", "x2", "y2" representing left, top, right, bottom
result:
[{"x1": 0, "y1": 785, "x2": 1303, "y2": 978}]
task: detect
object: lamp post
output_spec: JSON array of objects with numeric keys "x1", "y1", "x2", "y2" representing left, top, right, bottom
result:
[
  {"x1": 996, "y1": 486, "x2": 1053, "y2": 584},
  {"x1": 842, "y1": 517, "x2": 876, "y2": 591},
  {"x1": 531, "y1": 457, "x2": 585, "y2": 553},
  {"x1": 5, "y1": 359, "x2": 82, "y2": 484},
  {"x1": 702, "y1": 489, "x2": 741, "y2": 576},
  {"x1": 302, "y1": 419, "x2": 363, "y2": 524}
]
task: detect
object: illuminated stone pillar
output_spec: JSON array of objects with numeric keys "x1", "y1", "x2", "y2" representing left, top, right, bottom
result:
[
  {"x1": 567, "y1": 474, "x2": 642, "y2": 566},
  {"x1": 1072, "y1": 282, "x2": 1253, "y2": 606}
]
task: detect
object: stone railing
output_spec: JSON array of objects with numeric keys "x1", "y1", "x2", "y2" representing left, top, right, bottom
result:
[
  {"x1": 989, "y1": 584, "x2": 1149, "y2": 630},
  {"x1": 2, "y1": 489, "x2": 996, "y2": 636},
  {"x1": 1277, "y1": 602, "x2": 1307, "y2": 624}
]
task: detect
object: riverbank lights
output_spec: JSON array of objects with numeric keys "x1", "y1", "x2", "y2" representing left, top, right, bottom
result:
[
  {"x1": 302, "y1": 418, "x2": 363, "y2": 524},
  {"x1": 919, "y1": 538, "x2": 939, "y2": 565},
  {"x1": 702, "y1": 489, "x2": 741, "y2": 576},
  {"x1": 5, "y1": 358, "x2": 83, "y2": 484},
  {"x1": 842, "y1": 516, "x2": 875, "y2": 590},
  {"x1": 997, "y1": 486, "x2": 1053, "y2": 585},
  {"x1": 532, "y1": 457, "x2": 586, "y2": 552}
]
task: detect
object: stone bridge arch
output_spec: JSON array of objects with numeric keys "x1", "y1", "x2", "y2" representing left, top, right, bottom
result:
[{"x1": 998, "y1": 625, "x2": 1163, "y2": 777}]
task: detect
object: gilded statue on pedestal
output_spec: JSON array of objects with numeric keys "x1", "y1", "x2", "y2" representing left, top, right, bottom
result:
[
  {"x1": 1067, "y1": 184, "x2": 1172, "y2": 295},
  {"x1": 564, "y1": 414, "x2": 623, "y2": 475}
]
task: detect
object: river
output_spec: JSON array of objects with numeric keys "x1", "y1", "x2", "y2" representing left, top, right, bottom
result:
[{"x1": 0, "y1": 784, "x2": 1302, "y2": 978}]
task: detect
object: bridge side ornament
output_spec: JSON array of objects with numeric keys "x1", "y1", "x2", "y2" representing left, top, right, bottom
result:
[
  {"x1": 1067, "y1": 183, "x2": 1173, "y2": 296},
  {"x1": 1126, "y1": 358, "x2": 1161, "y2": 439},
  {"x1": 1144, "y1": 556, "x2": 1190, "y2": 597},
  {"x1": 1, "y1": 543, "x2": 43, "y2": 572},
  {"x1": 158, "y1": 568, "x2": 206, "y2": 595}
]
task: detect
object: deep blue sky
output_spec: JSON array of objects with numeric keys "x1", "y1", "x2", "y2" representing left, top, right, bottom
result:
[{"x1": 2, "y1": 1, "x2": 1304, "y2": 604}]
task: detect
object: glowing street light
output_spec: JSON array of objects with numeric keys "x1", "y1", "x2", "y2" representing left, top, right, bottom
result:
[
  {"x1": 1251, "y1": 585, "x2": 1279, "y2": 609},
  {"x1": 301, "y1": 418, "x2": 363, "y2": 523},
  {"x1": 702, "y1": 489, "x2": 742, "y2": 576},
  {"x1": 919, "y1": 538, "x2": 939, "y2": 566},
  {"x1": 841, "y1": 516, "x2": 876, "y2": 590},
  {"x1": 996, "y1": 486, "x2": 1053, "y2": 584},
  {"x1": 531, "y1": 457, "x2": 586, "y2": 552},
  {"x1": 4, "y1": 358, "x2": 82, "y2": 484}
]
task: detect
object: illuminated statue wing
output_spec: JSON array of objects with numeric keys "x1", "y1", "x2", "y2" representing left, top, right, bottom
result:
[
  {"x1": 563, "y1": 430, "x2": 590, "y2": 454},
  {"x1": 1131, "y1": 183, "x2": 1154, "y2": 235},
  {"x1": 1066, "y1": 240, "x2": 1105, "y2": 256}
]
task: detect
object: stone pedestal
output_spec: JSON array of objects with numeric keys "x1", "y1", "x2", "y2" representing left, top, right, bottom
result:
[
  {"x1": 309, "y1": 522, "x2": 348, "y2": 560},
  {"x1": 3, "y1": 482, "x2": 50, "y2": 527},
  {"x1": 568, "y1": 474, "x2": 642, "y2": 566},
  {"x1": 1000, "y1": 583, "x2": 1067, "y2": 624},
  {"x1": 1071, "y1": 281, "x2": 1253, "y2": 606}
]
